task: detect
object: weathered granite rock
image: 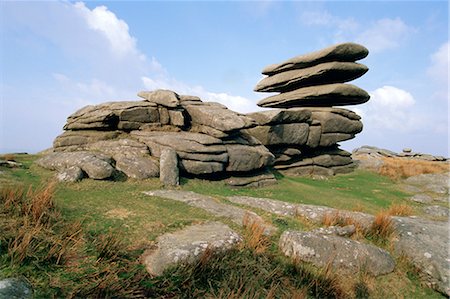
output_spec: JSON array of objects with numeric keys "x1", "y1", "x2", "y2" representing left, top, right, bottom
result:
[
  {"x1": 279, "y1": 230, "x2": 395, "y2": 276},
  {"x1": 144, "y1": 190, "x2": 276, "y2": 234},
  {"x1": 392, "y1": 217, "x2": 450, "y2": 295},
  {"x1": 245, "y1": 123, "x2": 310, "y2": 146},
  {"x1": 53, "y1": 131, "x2": 122, "y2": 151},
  {"x1": 410, "y1": 194, "x2": 433, "y2": 204},
  {"x1": 138, "y1": 89, "x2": 180, "y2": 108},
  {"x1": 247, "y1": 108, "x2": 312, "y2": 125},
  {"x1": 184, "y1": 102, "x2": 256, "y2": 132},
  {"x1": 262, "y1": 42, "x2": 369, "y2": 75},
  {"x1": 116, "y1": 156, "x2": 159, "y2": 179},
  {"x1": 404, "y1": 173, "x2": 449, "y2": 195},
  {"x1": 258, "y1": 83, "x2": 370, "y2": 108},
  {"x1": 423, "y1": 205, "x2": 449, "y2": 218},
  {"x1": 36, "y1": 151, "x2": 114, "y2": 179},
  {"x1": 0, "y1": 277, "x2": 33, "y2": 299},
  {"x1": 56, "y1": 166, "x2": 84, "y2": 182},
  {"x1": 142, "y1": 222, "x2": 241, "y2": 276},
  {"x1": 225, "y1": 170, "x2": 276, "y2": 188},
  {"x1": 256, "y1": 62, "x2": 368, "y2": 92},
  {"x1": 311, "y1": 109, "x2": 363, "y2": 134},
  {"x1": 311, "y1": 225, "x2": 356, "y2": 237},
  {"x1": 160, "y1": 148, "x2": 179, "y2": 186},
  {"x1": 225, "y1": 144, "x2": 274, "y2": 172}
]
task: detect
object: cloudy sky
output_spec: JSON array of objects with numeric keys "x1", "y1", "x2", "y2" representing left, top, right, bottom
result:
[{"x1": 1, "y1": 1, "x2": 448, "y2": 156}]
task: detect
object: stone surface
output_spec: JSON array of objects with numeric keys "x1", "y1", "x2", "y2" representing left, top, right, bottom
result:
[
  {"x1": 225, "y1": 170, "x2": 277, "y2": 187},
  {"x1": 403, "y1": 173, "x2": 449, "y2": 195},
  {"x1": 184, "y1": 102, "x2": 255, "y2": 132},
  {"x1": 311, "y1": 110, "x2": 363, "y2": 134},
  {"x1": 247, "y1": 109, "x2": 312, "y2": 125},
  {"x1": 245, "y1": 123, "x2": 310, "y2": 146},
  {"x1": 144, "y1": 190, "x2": 276, "y2": 234},
  {"x1": 142, "y1": 222, "x2": 241, "y2": 276},
  {"x1": 36, "y1": 151, "x2": 114, "y2": 179},
  {"x1": 279, "y1": 230, "x2": 395, "y2": 276},
  {"x1": 262, "y1": 42, "x2": 369, "y2": 75},
  {"x1": 137, "y1": 89, "x2": 180, "y2": 107},
  {"x1": 56, "y1": 166, "x2": 84, "y2": 182},
  {"x1": 116, "y1": 156, "x2": 159, "y2": 179},
  {"x1": 410, "y1": 194, "x2": 433, "y2": 204},
  {"x1": 257, "y1": 83, "x2": 370, "y2": 108},
  {"x1": 423, "y1": 205, "x2": 449, "y2": 218},
  {"x1": 225, "y1": 144, "x2": 274, "y2": 172},
  {"x1": 0, "y1": 277, "x2": 33, "y2": 299},
  {"x1": 256, "y1": 62, "x2": 368, "y2": 92},
  {"x1": 159, "y1": 148, "x2": 179, "y2": 186},
  {"x1": 392, "y1": 217, "x2": 450, "y2": 295},
  {"x1": 53, "y1": 130, "x2": 122, "y2": 151},
  {"x1": 311, "y1": 225, "x2": 356, "y2": 237}
]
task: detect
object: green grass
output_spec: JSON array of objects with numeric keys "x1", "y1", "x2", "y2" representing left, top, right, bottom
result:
[{"x1": 0, "y1": 154, "x2": 445, "y2": 298}]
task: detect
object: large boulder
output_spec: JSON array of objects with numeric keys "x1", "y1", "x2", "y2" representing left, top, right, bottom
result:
[
  {"x1": 36, "y1": 151, "x2": 114, "y2": 179},
  {"x1": 137, "y1": 89, "x2": 180, "y2": 108},
  {"x1": 115, "y1": 156, "x2": 159, "y2": 179},
  {"x1": 245, "y1": 123, "x2": 310, "y2": 146},
  {"x1": 247, "y1": 108, "x2": 312, "y2": 125},
  {"x1": 262, "y1": 42, "x2": 369, "y2": 75},
  {"x1": 255, "y1": 62, "x2": 368, "y2": 92},
  {"x1": 279, "y1": 230, "x2": 395, "y2": 276},
  {"x1": 257, "y1": 83, "x2": 370, "y2": 108}
]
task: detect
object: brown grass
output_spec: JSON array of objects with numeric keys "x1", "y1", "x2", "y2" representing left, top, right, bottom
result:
[
  {"x1": 321, "y1": 211, "x2": 365, "y2": 239},
  {"x1": 241, "y1": 213, "x2": 271, "y2": 254},
  {"x1": 1, "y1": 153, "x2": 16, "y2": 161},
  {"x1": 379, "y1": 157, "x2": 449, "y2": 179},
  {"x1": 367, "y1": 211, "x2": 395, "y2": 244},
  {"x1": 387, "y1": 203, "x2": 414, "y2": 216}
]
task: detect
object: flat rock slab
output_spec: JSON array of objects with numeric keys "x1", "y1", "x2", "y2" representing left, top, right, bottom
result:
[
  {"x1": 142, "y1": 222, "x2": 241, "y2": 276},
  {"x1": 392, "y1": 216, "x2": 450, "y2": 295},
  {"x1": 262, "y1": 42, "x2": 368, "y2": 75},
  {"x1": 255, "y1": 61, "x2": 368, "y2": 93},
  {"x1": 144, "y1": 190, "x2": 276, "y2": 234},
  {"x1": 257, "y1": 83, "x2": 370, "y2": 108},
  {"x1": 279, "y1": 230, "x2": 395, "y2": 276},
  {"x1": 227, "y1": 196, "x2": 374, "y2": 229}
]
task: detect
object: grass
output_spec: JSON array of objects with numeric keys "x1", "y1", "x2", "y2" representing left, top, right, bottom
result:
[
  {"x1": 0, "y1": 154, "x2": 446, "y2": 298},
  {"x1": 379, "y1": 157, "x2": 449, "y2": 179}
]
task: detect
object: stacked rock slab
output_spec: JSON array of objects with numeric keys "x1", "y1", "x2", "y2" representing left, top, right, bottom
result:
[
  {"x1": 37, "y1": 90, "x2": 275, "y2": 186},
  {"x1": 247, "y1": 43, "x2": 370, "y2": 176}
]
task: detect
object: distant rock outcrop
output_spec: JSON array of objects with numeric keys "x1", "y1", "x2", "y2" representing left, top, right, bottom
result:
[{"x1": 249, "y1": 42, "x2": 370, "y2": 176}]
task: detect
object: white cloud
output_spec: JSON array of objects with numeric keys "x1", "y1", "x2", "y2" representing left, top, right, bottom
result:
[
  {"x1": 356, "y1": 18, "x2": 414, "y2": 53},
  {"x1": 358, "y1": 86, "x2": 418, "y2": 131},
  {"x1": 299, "y1": 10, "x2": 359, "y2": 42},
  {"x1": 427, "y1": 41, "x2": 449, "y2": 85},
  {"x1": 74, "y1": 2, "x2": 139, "y2": 58}
]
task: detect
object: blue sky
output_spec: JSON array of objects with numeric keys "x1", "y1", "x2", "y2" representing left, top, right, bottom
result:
[{"x1": 1, "y1": 1, "x2": 448, "y2": 156}]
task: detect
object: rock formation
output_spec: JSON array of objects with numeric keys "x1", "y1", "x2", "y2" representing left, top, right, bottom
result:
[
  {"x1": 247, "y1": 42, "x2": 370, "y2": 176},
  {"x1": 37, "y1": 90, "x2": 275, "y2": 186},
  {"x1": 37, "y1": 42, "x2": 371, "y2": 183}
]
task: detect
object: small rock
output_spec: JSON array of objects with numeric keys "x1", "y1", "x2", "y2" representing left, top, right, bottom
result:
[
  {"x1": 403, "y1": 148, "x2": 412, "y2": 153},
  {"x1": 0, "y1": 277, "x2": 33, "y2": 299},
  {"x1": 142, "y1": 222, "x2": 241, "y2": 276},
  {"x1": 137, "y1": 89, "x2": 180, "y2": 108}
]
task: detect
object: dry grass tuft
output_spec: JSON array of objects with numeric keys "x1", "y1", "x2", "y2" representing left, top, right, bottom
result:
[
  {"x1": 379, "y1": 157, "x2": 449, "y2": 179},
  {"x1": 321, "y1": 211, "x2": 365, "y2": 239},
  {"x1": 367, "y1": 211, "x2": 395, "y2": 245},
  {"x1": 387, "y1": 203, "x2": 414, "y2": 216},
  {"x1": 241, "y1": 213, "x2": 271, "y2": 254}
]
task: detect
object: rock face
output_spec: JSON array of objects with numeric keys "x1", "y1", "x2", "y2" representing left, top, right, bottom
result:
[
  {"x1": 142, "y1": 222, "x2": 241, "y2": 276},
  {"x1": 248, "y1": 42, "x2": 370, "y2": 176},
  {"x1": 36, "y1": 90, "x2": 274, "y2": 185},
  {"x1": 0, "y1": 278, "x2": 33, "y2": 299},
  {"x1": 279, "y1": 230, "x2": 395, "y2": 276}
]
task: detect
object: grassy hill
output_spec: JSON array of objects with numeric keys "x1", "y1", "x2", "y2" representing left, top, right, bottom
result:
[{"x1": 0, "y1": 154, "x2": 445, "y2": 298}]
